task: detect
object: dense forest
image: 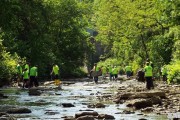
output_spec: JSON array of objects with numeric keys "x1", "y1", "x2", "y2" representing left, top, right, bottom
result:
[{"x1": 0, "y1": 0, "x2": 179, "y2": 85}]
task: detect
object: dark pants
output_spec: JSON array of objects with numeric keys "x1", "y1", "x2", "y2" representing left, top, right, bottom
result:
[
  {"x1": 145, "y1": 77, "x2": 154, "y2": 90},
  {"x1": 113, "y1": 74, "x2": 118, "y2": 80},
  {"x1": 94, "y1": 76, "x2": 98, "y2": 83},
  {"x1": 162, "y1": 75, "x2": 167, "y2": 81},
  {"x1": 126, "y1": 71, "x2": 131, "y2": 78},
  {"x1": 109, "y1": 73, "x2": 113, "y2": 80},
  {"x1": 30, "y1": 76, "x2": 39, "y2": 87},
  {"x1": 54, "y1": 74, "x2": 59, "y2": 79},
  {"x1": 23, "y1": 79, "x2": 29, "y2": 88}
]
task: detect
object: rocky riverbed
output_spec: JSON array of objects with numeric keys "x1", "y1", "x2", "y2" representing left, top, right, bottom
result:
[{"x1": 0, "y1": 76, "x2": 179, "y2": 120}]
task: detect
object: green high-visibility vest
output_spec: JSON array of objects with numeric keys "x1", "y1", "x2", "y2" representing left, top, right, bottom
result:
[
  {"x1": 30, "y1": 66, "x2": 38, "y2": 76},
  {"x1": 102, "y1": 67, "x2": 107, "y2": 74},
  {"x1": 108, "y1": 66, "x2": 112, "y2": 73},
  {"x1": 25, "y1": 64, "x2": 29, "y2": 73},
  {"x1": 125, "y1": 66, "x2": 132, "y2": 72},
  {"x1": 16, "y1": 64, "x2": 22, "y2": 75},
  {"x1": 23, "y1": 70, "x2": 29, "y2": 79},
  {"x1": 162, "y1": 67, "x2": 167, "y2": 75},
  {"x1": 144, "y1": 65, "x2": 153, "y2": 77},
  {"x1": 112, "y1": 68, "x2": 118, "y2": 74},
  {"x1": 53, "y1": 65, "x2": 59, "y2": 75}
]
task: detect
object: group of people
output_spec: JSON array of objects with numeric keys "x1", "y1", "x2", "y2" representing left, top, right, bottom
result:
[
  {"x1": 16, "y1": 62, "x2": 38, "y2": 88},
  {"x1": 91, "y1": 59, "x2": 168, "y2": 90},
  {"x1": 16, "y1": 62, "x2": 60, "y2": 89},
  {"x1": 91, "y1": 63, "x2": 131, "y2": 84}
]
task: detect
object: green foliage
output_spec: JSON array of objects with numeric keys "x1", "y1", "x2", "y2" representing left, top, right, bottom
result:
[
  {"x1": 0, "y1": 0, "x2": 92, "y2": 78},
  {"x1": 69, "y1": 67, "x2": 87, "y2": 78},
  {"x1": 167, "y1": 60, "x2": 180, "y2": 84},
  {"x1": 0, "y1": 38, "x2": 20, "y2": 86}
]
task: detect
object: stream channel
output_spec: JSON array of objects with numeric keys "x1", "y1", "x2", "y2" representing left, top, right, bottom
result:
[{"x1": 0, "y1": 78, "x2": 169, "y2": 120}]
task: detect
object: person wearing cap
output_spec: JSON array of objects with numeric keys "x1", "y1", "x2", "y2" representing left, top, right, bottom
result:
[
  {"x1": 144, "y1": 62, "x2": 154, "y2": 90},
  {"x1": 29, "y1": 65, "x2": 38, "y2": 88}
]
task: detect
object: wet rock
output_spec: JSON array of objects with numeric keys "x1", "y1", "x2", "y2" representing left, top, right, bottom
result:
[
  {"x1": 126, "y1": 99, "x2": 153, "y2": 109},
  {"x1": 45, "y1": 111, "x2": 59, "y2": 115},
  {"x1": 76, "y1": 115, "x2": 94, "y2": 120},
  {"x1": 75, "y1": 112, "x2": 98, "y2": 118},
  {"x1": 122, "y1": 110, "x2": 135, "y2": 114},
  {"x1": 62, "y1": 116, "x2": 75, "y2": 120},
  {"x1": 117, "y1": 91, "x2": 166, "y2": 100},
  {"x1": 28, "y1": 89, "x2": 41, "y2": 96},
  {"x1": 97, "y1": 114, "x2": 115, "y2": 119},
  {"x1": 150, "y1": 97, "x2": 162, "y2": 105},
  {"x1": 0, "y1": 93, "x2": 8, "y2": 99},
  {"x1": 7, "y1": 108, "x2": 31, "y2": 114},
  {"x1": 115, "y1": 91, "x2": 166, "y2": 104},
  {"x1": 0, "y1": 106, "x2": 17, "y2": 113},
  {"x1": 62, "y1": 103, "x2": 75, "y2": 107},
  {"x1": 0, "y1": 113, "x2": 7, "y2": 116},
  {"x1": 95, "y1": 103, "x2": 105, "y2": 108},
  {"x1": 79, "y1": 109, "x2": 94, "y2": 111},
  {"x1": 87, "y1": 104, "x2": 95, "y2": 108}
]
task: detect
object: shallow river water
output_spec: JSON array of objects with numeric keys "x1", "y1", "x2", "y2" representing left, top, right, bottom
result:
[{"x1": 1, "y1": 79, "x2": 170, "y2": 120}]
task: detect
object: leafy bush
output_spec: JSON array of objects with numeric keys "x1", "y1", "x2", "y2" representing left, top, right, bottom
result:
[
  {"x1": 0, "y1": 39, "x2": 20, "y2": 86},
  {"x1": 167, "y1": 60, "x2": 180, "y2": 84}
]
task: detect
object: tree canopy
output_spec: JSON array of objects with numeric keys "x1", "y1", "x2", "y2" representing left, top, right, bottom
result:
[{"x1": 0, "y1": 0, "x2": 179, "y2": 84}]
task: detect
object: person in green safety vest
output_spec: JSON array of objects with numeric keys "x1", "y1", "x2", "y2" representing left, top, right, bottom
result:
[
  {"x1": 29, "y1": 65, "x2": 38, "y2": 88},
  {"x1": 101, "y1": 66, "x2": 107, "y2": 80},
  {"x1": 51, "y1": 63, "x2": 60, "y2": 79},
  {"x1": 107, "y1": 64, "x2": 113, "y2": 81},
  {"x1": 24, "y1": 62, "x2": 30, "y2": 75},
  {"x1": 161, "y1": 65, "x2": 167, "y2": 82},
  {"x1": 125, "y1": 64, "x2": 132, "y2": 78},
  {"x1": 144, "y1": 62, "x2": 154, "y2": 90},
  {"x1": 22, "y1": 68, "x2": 29, "y2": 88},
  {"x1": 92, "y1": 63, "x2": 100, "y2": 84},
  {"x1": 112, "y1": 66, "x2": 119, "y2": 81},
  {"x1": 16, "y1": 62, "x2": 23, "y2": 86}
]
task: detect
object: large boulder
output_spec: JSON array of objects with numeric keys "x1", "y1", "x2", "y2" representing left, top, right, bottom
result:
[
  {"x1": 126, "y1": 99, "x2": 153, "y2": 109},
  {"x1": 126, "y1": 96, "x2": 162, "y2": 109}
]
